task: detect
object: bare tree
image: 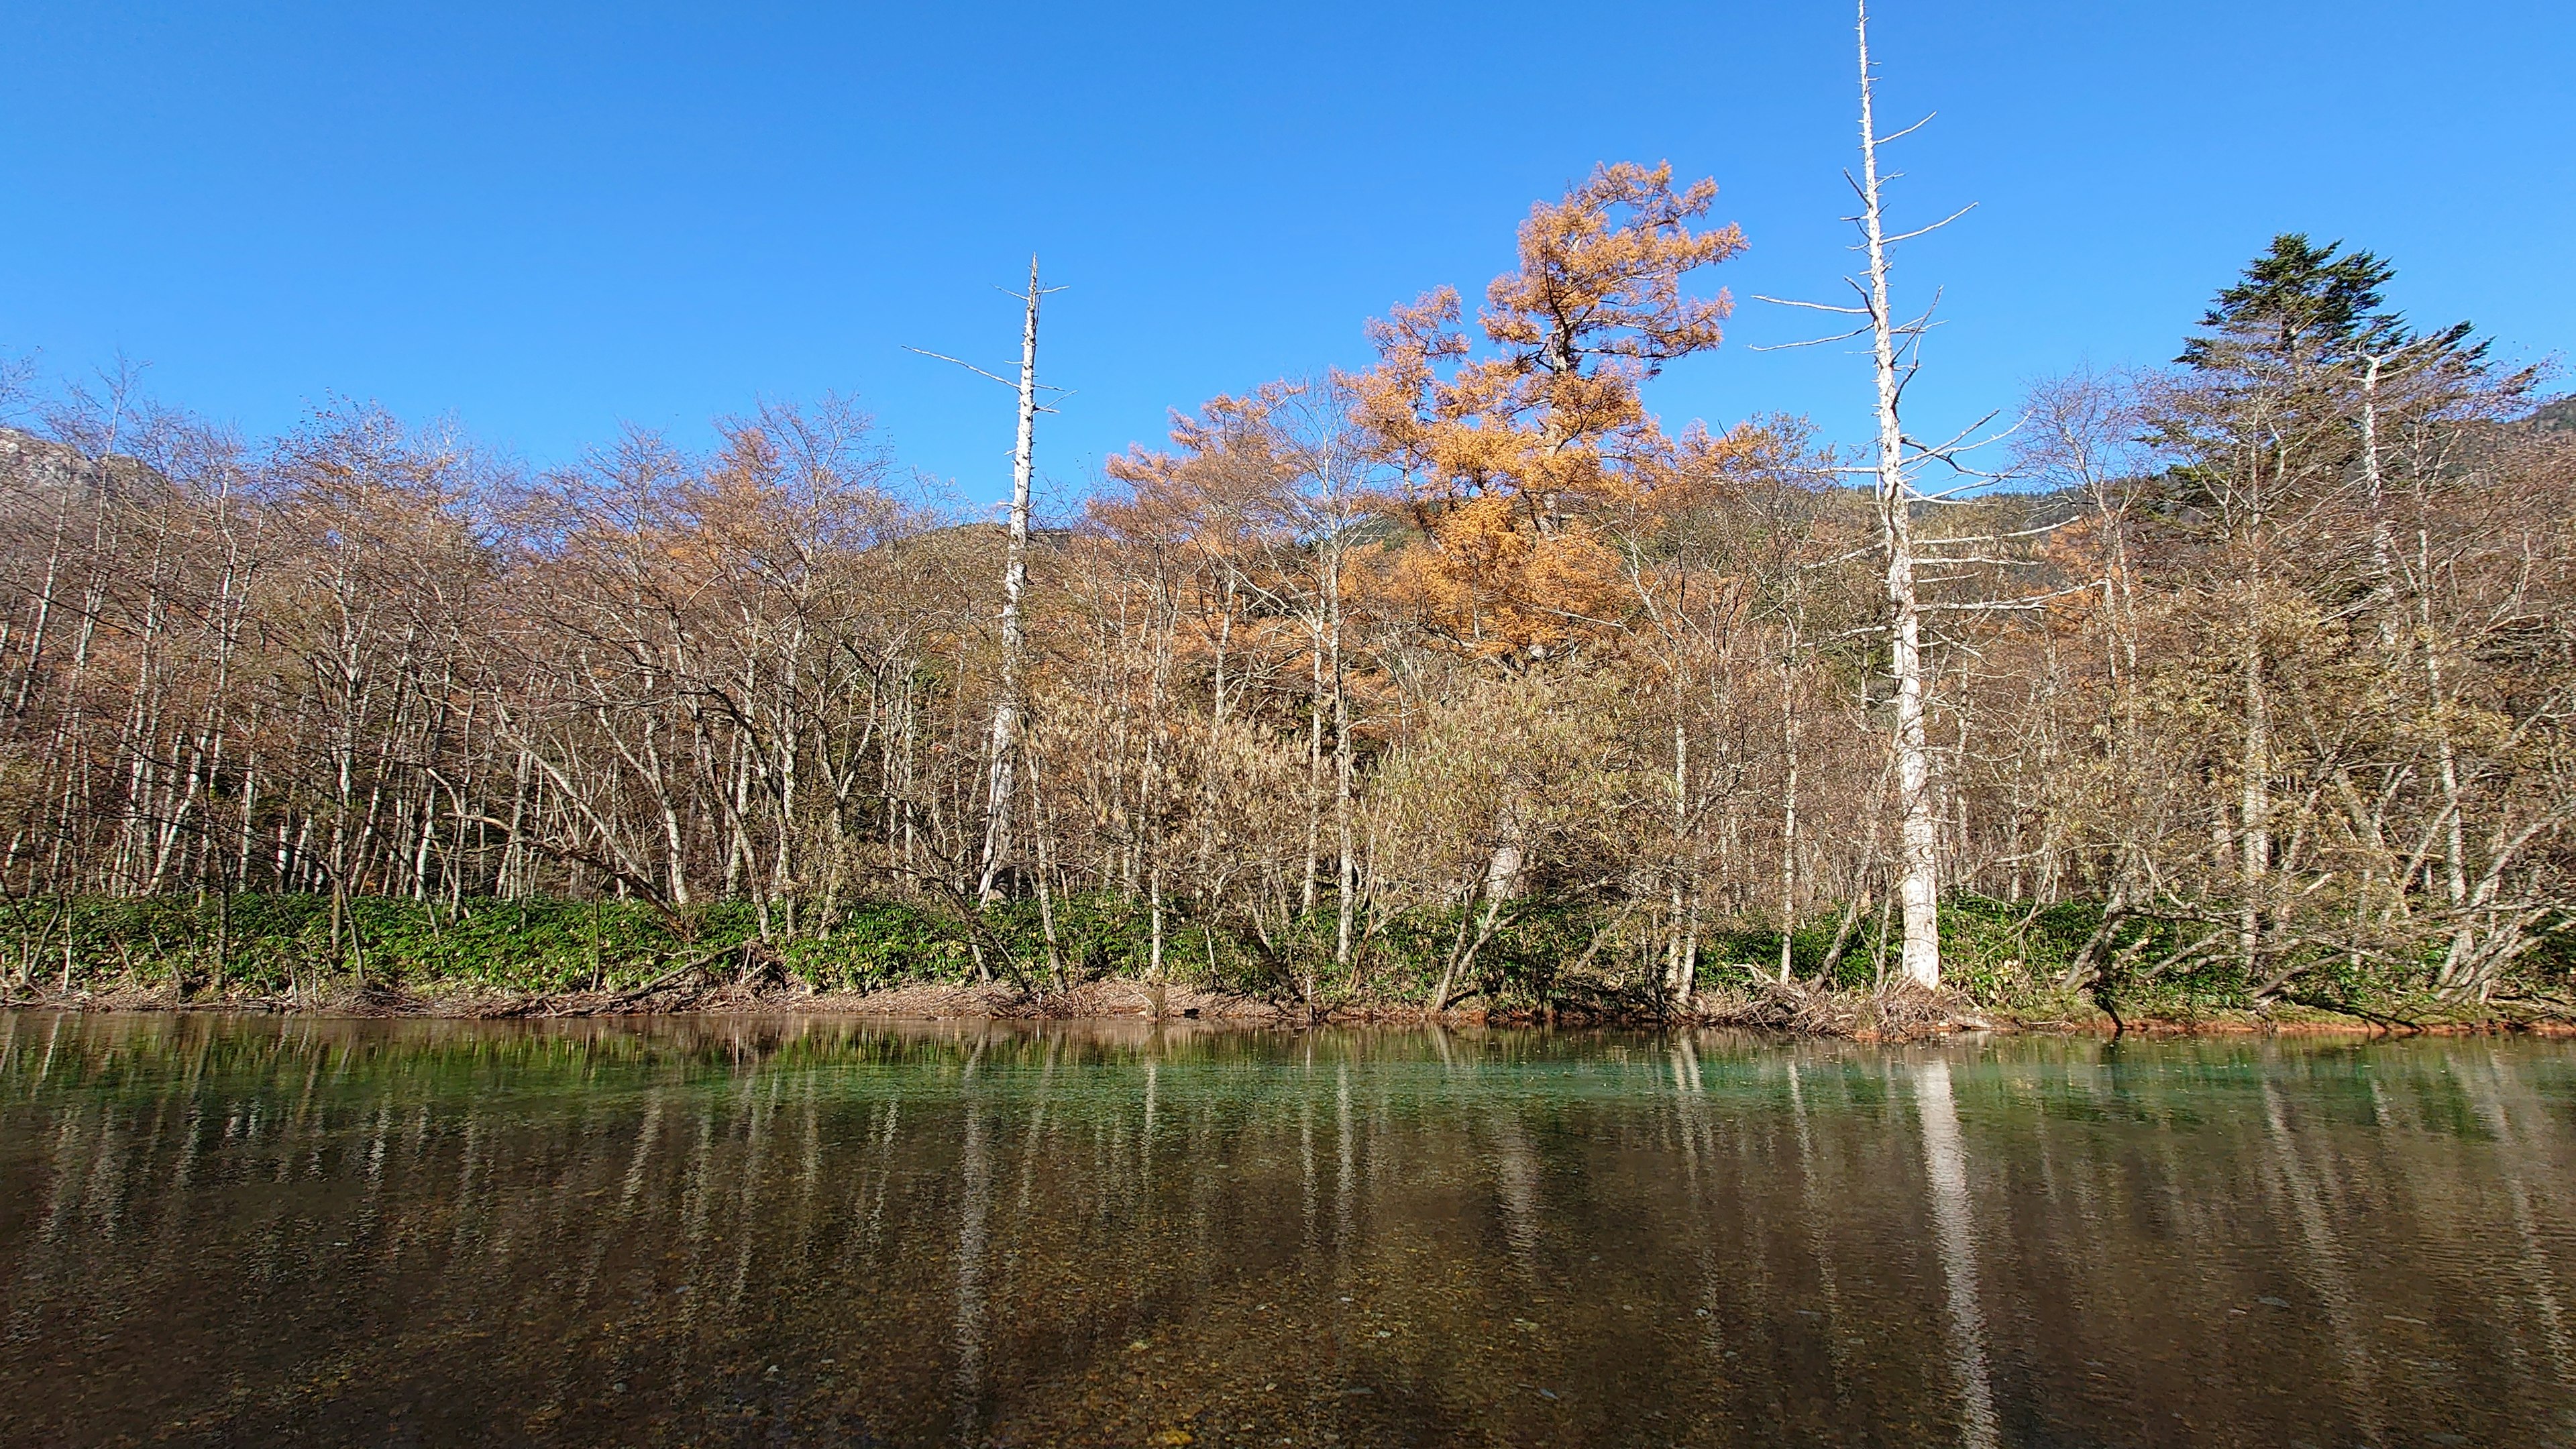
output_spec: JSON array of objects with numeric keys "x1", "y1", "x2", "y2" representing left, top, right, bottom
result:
[
  {"x1": 910, "y1": 259, "x2": 1065, "y2": 908},
  {"x1": 1756, "y1": 1, "x2": 1989, "y2": 989}
]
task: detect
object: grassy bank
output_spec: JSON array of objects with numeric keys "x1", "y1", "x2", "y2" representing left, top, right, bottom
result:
[{"x1": 1, "y1": 892, "x2": 2567, "y2": 1030}]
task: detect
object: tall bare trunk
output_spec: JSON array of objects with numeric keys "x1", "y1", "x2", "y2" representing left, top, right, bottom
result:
[
  {"x1": 1858, "y1": 0, "x2": 1941, "y2": 991},
  {"x1": 1777, "y1": 612, "x2": 1802, "y2": 982},
  {"x1": 2239, "y1": 607, "x2": 2269, "y2": 980},
  {"x1": 977, "y1": 257, "x2": 1044, "y2": 905},
  {"x1": 1329, "y1": 537, "x2": 1356, "y2": 985},
  {"x1": 2360, "y1": 354, "x2": 2400, "y2": 651}
]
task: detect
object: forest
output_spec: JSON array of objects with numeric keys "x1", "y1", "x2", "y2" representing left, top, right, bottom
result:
[{"x1": 2, "y1": 152, "x2": 2571, "y2": 1028}]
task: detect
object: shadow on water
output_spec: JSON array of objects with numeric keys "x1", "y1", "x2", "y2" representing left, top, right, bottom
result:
[{"x1": 3, "y1": 1012, "x2": 2573, "y2": 1446}]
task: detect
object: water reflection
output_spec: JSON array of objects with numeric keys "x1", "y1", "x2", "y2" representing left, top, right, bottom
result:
[
  {"x1": 2, "y1": 1013, "x2": 2573, "y2": 1447},
  {"x1": 1914, "y1": 1055, "x2": 1997, "y2": 1449}
]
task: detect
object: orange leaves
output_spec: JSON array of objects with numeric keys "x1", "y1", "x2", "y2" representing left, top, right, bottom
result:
[
  {"x1": 1340, "y1": 161, "x2": 1744, "y2": 660},
  {"x1": 1379, "y1": 496, "x2": 1627, "y2": 659},
  {"x1": 1096, "y1": 386, "x2": 1309, "y2": 560},
  {"x1": 1482, "y1": 162, "x2": 1743, "y2": 376},
  {"x1": 1102, "y1": 164, "x2": 1758, "y2": 667},
  {"x1": 1633, "y1": 418, "x2": 1809, "y2": 517},
  {"x1": 1351, "y1": 162, "x2": 1741, "y2": 524}
]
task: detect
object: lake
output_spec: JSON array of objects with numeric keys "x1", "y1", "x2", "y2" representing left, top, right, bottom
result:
[{"x1": 1, "y1": 1013, "x2": 2570, "y2": 1446}]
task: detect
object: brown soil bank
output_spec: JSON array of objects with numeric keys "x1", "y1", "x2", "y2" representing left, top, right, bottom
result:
[{"x1": 9, "y1": 976, "x2": 2571, "y2": 1040}]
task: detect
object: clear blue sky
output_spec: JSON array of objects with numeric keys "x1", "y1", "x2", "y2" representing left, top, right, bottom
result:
[{"x1": 3, "y1": 2, "x2": 2569, "y2": 511}]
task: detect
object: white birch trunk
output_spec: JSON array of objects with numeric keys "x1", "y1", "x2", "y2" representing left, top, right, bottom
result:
[
  {"x1": 1329, "y1": 535, "x2": 1356, "y2": 981},
  {"x1": 976, "y1": 257, "x2": 1043, "y2": 904},
  {"x1": 1857, "y1": 0, "x2": 1942, "y2": 991},
  {"x1": 1778, "y1": 612, "x2": 1801, "y2": 983}
]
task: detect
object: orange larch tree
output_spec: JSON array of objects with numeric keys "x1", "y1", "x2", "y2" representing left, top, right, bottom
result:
[{"x1": 1349, "y1": 160, "x2": 1746, "y2": 659}]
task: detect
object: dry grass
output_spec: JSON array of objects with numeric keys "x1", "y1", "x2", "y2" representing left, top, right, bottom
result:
[{"x1": 1695, "y1": 977, "x2": 2002, "y2": 1040}]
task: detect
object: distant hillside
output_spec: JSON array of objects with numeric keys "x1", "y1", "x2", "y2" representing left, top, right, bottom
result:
[{"x1": 0, "y1": 426, "x2": 162, "y2": 499}]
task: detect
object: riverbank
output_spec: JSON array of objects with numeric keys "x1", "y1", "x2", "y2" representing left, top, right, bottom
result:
[
  {"x1": 9, "y1": 974, "x2": 2571, "y2": 1039},
  {"x1": 7, "y1": 892, "x2": 2571, "y2": 1039}
]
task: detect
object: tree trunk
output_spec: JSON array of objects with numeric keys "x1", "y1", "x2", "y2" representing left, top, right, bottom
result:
[
  {"x1": 1857, "y1": 1, "x2": 1941, "y2": 991},
  {"x1": 1777, "y1": 619, "x2": 1801, "y2": 983},
  {"x1": 977, "y1": 257, "x2": 1044, "y2": 905}
]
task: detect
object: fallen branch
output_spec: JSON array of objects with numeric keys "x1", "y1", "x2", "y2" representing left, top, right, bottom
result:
[{"x1": 576, "y1": 943, "x2": 741, "y2": 1014}]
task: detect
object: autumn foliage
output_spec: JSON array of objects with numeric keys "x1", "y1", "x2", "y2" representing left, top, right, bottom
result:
[
  {"x1": 3, "y1": 179, "x2": 2572, "y2": 1019},
  {"x1": 1348, "y1": 161, "x2": 1746, "y2": 659}
]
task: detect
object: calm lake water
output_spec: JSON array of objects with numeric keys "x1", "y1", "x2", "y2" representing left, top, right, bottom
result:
[{"x1": 2, "y1": 1014, "x2": 2571, "y2": 1448}]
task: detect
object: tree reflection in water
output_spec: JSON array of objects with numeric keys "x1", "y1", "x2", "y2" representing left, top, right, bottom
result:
[
  {"x1": 1, "y1": 1012, "x2": 2571, "y2": 1447},
  {"x1": 1915, "y1": 1055, "x2": 1997, "y2": 1449}
]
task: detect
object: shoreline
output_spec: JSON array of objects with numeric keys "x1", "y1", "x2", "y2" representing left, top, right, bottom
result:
[{"x1": 7, "y1": 977, "x2": 2571, "y2": 1040}]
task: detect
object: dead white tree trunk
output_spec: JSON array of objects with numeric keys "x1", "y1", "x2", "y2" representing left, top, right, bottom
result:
[
  {"x1": 976, "y1": 258, "x2": 1046, "y2": 905},
  {"x1": 1855, "y1": 1, "x2": 1943, "y2": 991},
  {"x1": 1777, "y1": 605, "x2": 1803, "y2": 983}
]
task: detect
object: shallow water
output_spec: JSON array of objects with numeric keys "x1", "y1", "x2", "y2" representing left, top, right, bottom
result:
[{"x1": 1, "y1": 1014, "x2": 2571, "y2": 1447}]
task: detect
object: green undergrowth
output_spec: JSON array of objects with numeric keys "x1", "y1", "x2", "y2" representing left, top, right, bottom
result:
[
  {"x1": 0, "y1": 894, "x2": 959, "y2": 999},
  {"x1": 0, "y1": 890, "x2": 2561, "y2": 1022}
]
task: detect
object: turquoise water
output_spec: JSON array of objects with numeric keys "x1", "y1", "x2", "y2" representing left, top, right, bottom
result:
[{"x1": 3, "y1": 1013, "x2": 2571, "y2": 1446}]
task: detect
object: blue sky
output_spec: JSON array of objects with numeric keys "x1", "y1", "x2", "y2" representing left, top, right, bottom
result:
[{"x1": 3, "y1": 2, "x2": 2569, "y2": 513}]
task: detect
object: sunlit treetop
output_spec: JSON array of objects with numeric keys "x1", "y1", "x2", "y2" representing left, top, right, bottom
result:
[{"x1": 1349, "y1": 161, "x2": 1746, "y2": 529}]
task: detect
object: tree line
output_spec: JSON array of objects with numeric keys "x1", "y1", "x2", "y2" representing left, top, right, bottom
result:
[{"x1": 3, "y1": 152, "x2": 2570, "y2": 1014}]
